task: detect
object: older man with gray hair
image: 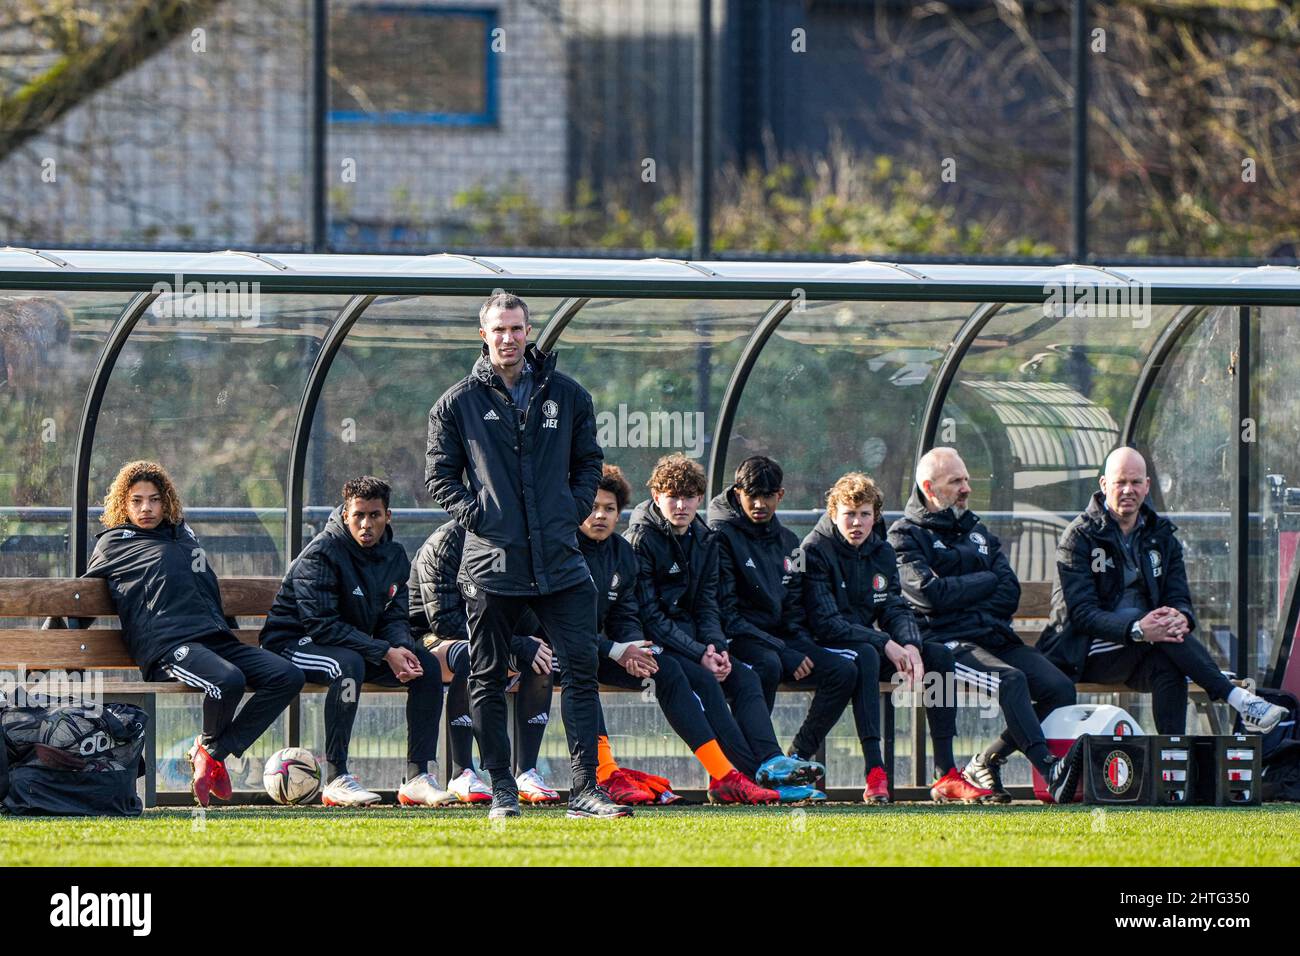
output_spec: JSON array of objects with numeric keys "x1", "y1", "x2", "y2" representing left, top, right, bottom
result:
[
  {"x1": 1040, "y1": 446, "x2": 1285, "y2": 735},
  {"x1": 889, "y1": 447, "x2": 1082, "y2": 804}
]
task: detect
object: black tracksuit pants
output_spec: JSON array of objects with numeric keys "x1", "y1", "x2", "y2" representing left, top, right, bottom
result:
[
  {"x1": 462, "y1": 579, "x2": 600, "y2": 789},
  {"x1": 822, "y1": 636, "x2": 958, "y2": 757},
  {"x1": 281, "y1": 641, "x2": 442, "y2": 779},
  {"x1": 947, "y1": 639, "x2": 1076, "y2": 765},
  {"x1": 728, "y1": 638, "x2": 856, "y2": 760},
  {"x1": 1080, "y1": 634, "x2": 1233, "y2": 734},
  {"x1": 662, "y1": 645, "x2": 780, "y2": 779},
  {"x1": 147, "y1": 632, "x2": 304, "y2": 762},
  {"x1": 597, "y1": 650, "x2": 720, "y2": 753}
]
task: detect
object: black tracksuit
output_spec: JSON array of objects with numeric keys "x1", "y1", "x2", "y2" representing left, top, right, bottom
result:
[
  {"x1": 707, "y1": 490, "x2": 855, "y2": 760},
  {"x1": 260, "y1": 507, "x2": 440, "y2": 779},
  {"x1": 801, "y1": 514, "x2": 956, "y2": 770},
  {"x1": 888, "y1": 489, "x2": 1075, "y2": 769},
  {"x1": 1039, "y1": 492, "x2": 1231, "y2": 733},
  {"x1": 408, "y1": 520, "x2": 553, "y2": 773},
  {"x1": 85, "y1": 520, "x2": 302, "y2": 761},
  {"x1": 425, "y1": 344, "x2": 603, "y2": 787},
  {"x1": 580, "y1": 527, "x2": 741, "y2": 767},
  {"x1": 624, "y1": 500, "x2": 780, "y2": 777}
]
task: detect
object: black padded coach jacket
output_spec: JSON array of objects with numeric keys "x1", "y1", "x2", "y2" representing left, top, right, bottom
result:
[
  {"x1": 425, "y1": 344, "x2": 603, "y2": 597},
  {"x1": 1038, "y1": 491, "x2": 1198, "y2": 680},
  {"x1": 887, "y1": 488, "x2": 1022, "y2": 649}
]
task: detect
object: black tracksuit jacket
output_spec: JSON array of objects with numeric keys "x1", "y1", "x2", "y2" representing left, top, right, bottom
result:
[
  {"x1": 578, "y1": 529, "x2": 644, "y2": 658},
  {"x1": 800, "y1": 514, "x2": 922, "y2": 651},
  {"x1": 623, "y1": 499, "x2": 726, "y2": 661},
  {"x1": 887, "y1": 488, "x2": 1022, "y2": 649},
  {"x1": 1038, "y1": 491, "x2": 1198, "y2": 679},
  {"x1": 259, "y1": 506, "x2": 416, "y2": 665},
  {"x1": 706, "y1": 488, "x2": 812, "y2": 651},
  {"x1": 424, "y1": 343, "x2": 603, "y2": 596},
  {"x1": 84, "y1": 520, "x2": 235, "y2": 671}
]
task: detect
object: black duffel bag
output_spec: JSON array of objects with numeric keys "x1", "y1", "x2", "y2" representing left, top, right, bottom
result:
[{"x1": 0, "y1": 700, "x2": 148, "y2": 816}]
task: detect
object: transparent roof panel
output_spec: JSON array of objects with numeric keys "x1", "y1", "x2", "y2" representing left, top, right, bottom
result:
[
  {"x1": 1, "y1": 291, "x2": 133, "y2": 575},
  {"x1": 89, "y1": 294, "x2": 347, "y2": 575},
  {"x1": 724, "y1": 300, "x2": 978, "y2": 531},
  {"x1": 936, "y1": 301, "x2": 1179, "y2": 582},
  {"x1": 552, "y1": 298, "x2": 766, "y2": 494}
]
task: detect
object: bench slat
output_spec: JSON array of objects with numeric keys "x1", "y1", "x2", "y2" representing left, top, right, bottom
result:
[
  {"x1": 0, "y1": 577, "x2": 282, "y2": 618},
  {"x1": 0, "y1": 628, "x2": 262, "y2": 668}
]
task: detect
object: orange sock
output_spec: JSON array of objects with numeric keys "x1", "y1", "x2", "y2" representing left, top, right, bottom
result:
[
  {"x1": 596, "y1": 734, "x2": 619, "y2": 783},
  {"x1": 694, "y1": 739, "x2": 735, "y2": 782}
]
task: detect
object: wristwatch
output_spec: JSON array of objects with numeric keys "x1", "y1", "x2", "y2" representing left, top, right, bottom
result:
[{"x1": 1129, "y1": 620, "x2": 1145, "y2": 642}]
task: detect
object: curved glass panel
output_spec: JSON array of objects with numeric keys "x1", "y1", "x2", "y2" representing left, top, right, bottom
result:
[
  {"x1": 725, "y1": 300, "x2": 977, "y2": 530},
  {"x1": 1253, "y1": 305, "x2": 1300, "y2": 685},
  {"x1": 551, "y1": 298, "x2": 765, "y2": 495},
  {"x1": 0, "y1": 291, "x2": 128, "y2": 576},
  {"x1": 307, "y1": 295, "x2": 563, "y2": 559},
  {"x1": 1132, "y1": 306, "x2": 1236, "y2": 673},
  {"x1": 89, "y1": 295, "x2": 344, "y2": 576},
  {"x1": 936, "y1": 302, "x2": 1176, "y2": 585}
]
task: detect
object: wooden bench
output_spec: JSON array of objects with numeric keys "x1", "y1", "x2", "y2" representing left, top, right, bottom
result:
[{"x1": 0, "y1": 577, "x2": 1225, "y2": 805}]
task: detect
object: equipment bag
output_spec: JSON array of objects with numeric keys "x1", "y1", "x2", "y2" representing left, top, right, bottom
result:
[{"x1": 0, "y1": 701, "x2": 148, "y2": 816}]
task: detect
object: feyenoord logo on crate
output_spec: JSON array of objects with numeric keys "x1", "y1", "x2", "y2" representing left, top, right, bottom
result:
[{"x1": 1104, "y1": 750, "x2": 1135, "y2": 795}]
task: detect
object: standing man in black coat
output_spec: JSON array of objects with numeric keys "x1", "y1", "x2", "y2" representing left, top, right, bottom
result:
[
  {"x1": 1040, "y1": 447, "x2": 1285, "y2": 734},
  {"x1": 86, "y1": 460, "x2": 304, "y2": 807},
  {"x1": 426, "y1": 292, "x2": 628, "y2": 819},
  {"x1": 888, "y1": 447, "x2": 1084, "y2": 804}
]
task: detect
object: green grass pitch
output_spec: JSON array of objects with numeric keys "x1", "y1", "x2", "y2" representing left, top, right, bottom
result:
[{"x1": 3, "y1": 803, "x2": 1299, "y2": 866}]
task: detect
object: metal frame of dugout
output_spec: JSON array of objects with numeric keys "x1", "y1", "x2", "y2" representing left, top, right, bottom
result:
[{"x1": 4, "y1": 250, "x2": 1300, "y2": 802}]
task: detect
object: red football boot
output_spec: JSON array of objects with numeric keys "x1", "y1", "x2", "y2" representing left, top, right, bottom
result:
[
  {"x1": 602, "y1": 768, "x2": 655, "y2": 805},
  {"x1": 622, "y1": 767, "x2": 682, "y2": 804},
  {"x1": 863, "y1": 766, "x2": 891, "y2": 804},
  {"x1": 929, "y1": 767, "x2": 996, "y2": 805},
  {"x1": 707, "y1": 769, "x2": 779, "y2": 805},
  {"x1": 187, "y1": 736, "x2": 232, "y2": 806}
]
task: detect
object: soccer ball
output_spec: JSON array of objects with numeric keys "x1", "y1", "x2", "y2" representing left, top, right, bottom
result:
[{"x1": 262, "y1": 747, "x2": 322, "y2": 805}]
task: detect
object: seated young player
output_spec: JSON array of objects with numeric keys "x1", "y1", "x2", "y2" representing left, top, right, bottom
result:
[
  {"x1": 581, "y1": 464, "x2": 778, "y2": 804},
  {"x1": 409, "y1": 518, "x2": 561, "y2": 804},
  {"x1": 260, "y1": 476, "x2": 446, "y2": 807},
  {"x1": 889, "y1": 448, "x2": 1085, "y2": 804},
  {"x1": 707, "y1": 456, "x2": 858, "y2": 794},
  {"x1": 802, "y1": 471, "x2": 993, "y2": 804},
  {"x1": 85, "y1": 460, "x2": 304, "y2": 807},
  {"x1": 625, "y1": 453, "x2": 823, "y2": 800}
]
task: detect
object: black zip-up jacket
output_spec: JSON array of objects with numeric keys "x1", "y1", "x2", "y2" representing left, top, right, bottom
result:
[
  {"x1": 406, "y1": 520, "x2": 542, "y2": 666},
  {"x1": 706, "y1": 488, "x2": 811, "y2": 651},
  {"x1": 801, "y1": 514, "x2": 922, "y2": 651},
  {"x1": 578, "y1": 529, "x2": 644, "y2": 659},
  {"x1": 624, "y1": 499, "x2": 726, "y2": 661},
  {"x1": 84, "y1": 520, "x2": 235, "y2": 671},
  {"x1": 1038, "y1": 491, "x2": 1198, "y2": 679},
  {"x1": 408, "y1": 519, "x2": 470, "y2": 639},
  {"x1": 425, "y1": 343, "x2": 603, "y2": 596},
  {"x1": 887, "y1": 487, "x2": 1022, "y2": 648},
  {"x1": 259, "y1": 506, "x2": 415, "y2": 665}
]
